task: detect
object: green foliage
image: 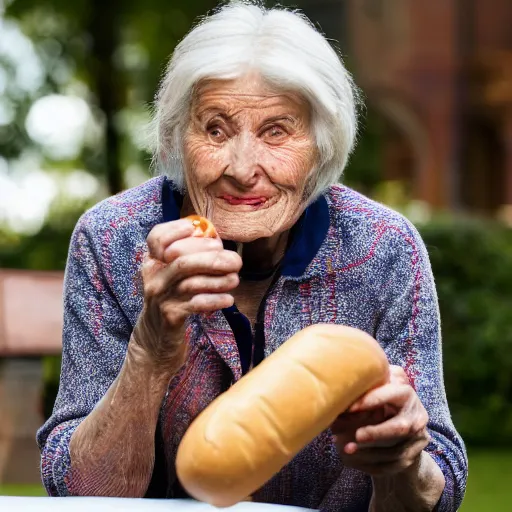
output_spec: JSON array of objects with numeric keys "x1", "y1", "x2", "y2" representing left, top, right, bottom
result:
[
  {"x1": 0, "y1": 224, "x2": 69, "y2": 271},
  {"x1": 0, "y1": 204, "x2": 82, "y2": 271},
  {"x1": 344, "y1": 105, "x2": 384, "y2": 196},
  {"x1": 42, "y1": 355, "x2": 62, "y2": 420},
  {"x1": 419, "y1": 217, "x2": 512, "y2": 447}
]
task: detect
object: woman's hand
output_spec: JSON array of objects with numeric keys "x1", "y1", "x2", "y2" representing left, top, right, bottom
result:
[
  {"x1": 131, "y1": 218, "x2": 242, "y2": 372},
  {"x1": 331, "y1": 365, "x2": 430, "y2": 476}
]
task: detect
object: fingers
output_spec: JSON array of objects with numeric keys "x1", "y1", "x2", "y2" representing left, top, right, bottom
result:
[
  {"x1": 337, "y1": 432, "x2": 429, "y2": 476},
  {"x1": 389, "y1": 365, "x2": 411, "y2": 386},
  {"x1": 143, "y1": 250, "x2": 242, "y2": 296},
  {"x1": 349, "y1": 383, "x2": 411, "y2": 413},
  {"x1": 147, "y1": 220, "x2": 195, "y2": 261},
  {"x1": 339, "y1": 435, "x2": 428, "y2": 462},
  {"x1": 163, "y1": 236, "x2": 223, "y2": 263},
  {"x1": 158, "y1": 292, "x2": 236, "y2": 326},
  {"x1": 331, "y1": 409, "x2": 388, "y2": 435},
  {"x1": 355, "y1": 416, "x2": 416, "y2": 445},
  {"x1": 349, "y1": 366, "x2": 410, "y2": 413},
  {"x1": 148, "y1": 219, "x2": 223, "y2": 264},
  {"x1": 354, "y1": 407, "x2": 429, "y2": 446},
  {"x1": 334, "y1": 368, "x2": 431, "y2": 478},
  {"x1": 171, "y1": 250, "x2": 243, "y2": 280},
  {"x1": 188, "y1": 293, "x2": 235, "y2": 312},
  {"x1": 176, "y1": 273, "x2": 240, "y2": 296}
]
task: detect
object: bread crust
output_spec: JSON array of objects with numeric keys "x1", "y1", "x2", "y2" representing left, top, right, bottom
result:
[{"x1": 176, "y1": 324, "x2": 390, "y2": 507}]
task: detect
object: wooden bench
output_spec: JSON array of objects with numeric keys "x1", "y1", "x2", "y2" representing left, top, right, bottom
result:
[
  {"x1": 0, "y1": 269, "x2": 64, "y2": 357},
  {"x1": 0, "y1": 269, "x2": 64, "y2": 486}
]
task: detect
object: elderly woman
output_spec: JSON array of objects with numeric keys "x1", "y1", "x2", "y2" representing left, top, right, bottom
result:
[{"x1": 37, "y1": 2, "x2": 467, "y2": 511}]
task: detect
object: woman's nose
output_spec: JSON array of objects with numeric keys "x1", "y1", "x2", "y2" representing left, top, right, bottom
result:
[{"x1": 223, "y1": 134, "x2": 262, "y2": 187}]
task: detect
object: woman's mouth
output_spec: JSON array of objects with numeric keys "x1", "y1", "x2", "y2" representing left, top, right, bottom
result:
[{"x1": 219, "y1": 195, "x2": 268, "y2": 207}]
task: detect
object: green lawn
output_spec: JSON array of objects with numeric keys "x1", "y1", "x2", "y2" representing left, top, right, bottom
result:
[
  {"x1": 460, "y1": 450, "x2": 512, "y2": 512},
  {"x1": 1, "y1": 450, "x2": 511, "y2": 510},
  {"x1": 0, "y1": 484, "x2": 46, "y2": 496}
]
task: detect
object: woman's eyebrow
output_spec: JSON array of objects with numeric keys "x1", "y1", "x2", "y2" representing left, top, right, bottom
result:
[
  {"x1": 261, "y1": 114, "x2": 297, "y2": 125},
  {"x1": 195, "y1": 106, "x2": 231, "y2": 121}
]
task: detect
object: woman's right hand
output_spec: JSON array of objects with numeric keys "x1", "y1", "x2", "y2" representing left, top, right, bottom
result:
[{"x1": 131, "y1": 218, "x2": 242, "y2": 372}]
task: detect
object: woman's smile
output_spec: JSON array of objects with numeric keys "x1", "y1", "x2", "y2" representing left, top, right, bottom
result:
[
  {"x1": 219, "y1": 194, "x2": 267, "y2": 206},
  {"x1": 216, "y1": 192, "x2": 280, "y2": 211}
]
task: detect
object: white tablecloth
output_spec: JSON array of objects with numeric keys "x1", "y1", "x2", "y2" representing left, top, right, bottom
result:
[{"x1": 0, "y1": 497, "x2": 316, "y2": 511}]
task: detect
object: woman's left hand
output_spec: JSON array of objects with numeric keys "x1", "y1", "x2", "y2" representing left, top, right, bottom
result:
[{"x1": 331, "y1": 365, "x2": 430, "y2": 476}]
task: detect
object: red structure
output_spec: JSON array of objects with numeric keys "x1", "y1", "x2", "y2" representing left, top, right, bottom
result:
[
  {"x1": 300, "y1": 0, "x2": 512, "y2": 214},
  {"x1": 0, "y1": 270, "x2": 63, "y2": 484}
]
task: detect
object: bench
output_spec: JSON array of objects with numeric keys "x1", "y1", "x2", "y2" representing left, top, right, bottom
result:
[{"x1": 0, "y1": 269, "x2": 64, "y2": 485}]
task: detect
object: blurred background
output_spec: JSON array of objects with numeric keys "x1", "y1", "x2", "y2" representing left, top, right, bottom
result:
[{"x1": 0, "y1": 0, "x2": 511, "y2": 510}]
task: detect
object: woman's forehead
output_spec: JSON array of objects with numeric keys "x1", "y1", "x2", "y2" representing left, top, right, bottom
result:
[{"x1": 192, "y1": 74, "x2": 308, "y2": 117}]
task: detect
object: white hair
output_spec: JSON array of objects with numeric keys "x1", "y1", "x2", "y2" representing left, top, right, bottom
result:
[{"x1": 152, "y1": 0, "x2": 361, "y2": 201}]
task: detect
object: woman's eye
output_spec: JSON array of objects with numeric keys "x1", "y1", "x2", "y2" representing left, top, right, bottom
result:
[
  {"x1": 207, "y1": 126, "x2": 226, "y2": 141},
  {"x1": 263, "y1": 125, "x2": 287, "y2": 141}
]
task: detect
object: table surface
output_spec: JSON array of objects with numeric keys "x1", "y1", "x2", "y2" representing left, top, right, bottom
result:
[{"x1": 0, "y1": 497, "x2": 315, "y2": 511}]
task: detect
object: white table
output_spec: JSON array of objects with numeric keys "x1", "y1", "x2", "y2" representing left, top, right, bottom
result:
[{"x1": 0, "y1": 497, "x2": 316, "y2": 511}]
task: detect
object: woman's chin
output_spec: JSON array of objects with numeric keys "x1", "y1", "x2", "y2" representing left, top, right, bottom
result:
[
  {"x1": 208, "y1": 200, "x2": 300, "y2": 243},
  {"x1": 216, "y1": 227, "x2": 273, "y2": 243}
]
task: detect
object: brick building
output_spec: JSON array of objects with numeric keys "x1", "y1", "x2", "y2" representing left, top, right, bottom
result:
[{"x1": 297, "y1": 0, "x2": 512, "y2": 214}]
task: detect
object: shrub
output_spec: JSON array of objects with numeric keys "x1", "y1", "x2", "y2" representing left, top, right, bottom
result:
[{"x1": 420, "y1": 217, "x2": 512, "y2": 446}]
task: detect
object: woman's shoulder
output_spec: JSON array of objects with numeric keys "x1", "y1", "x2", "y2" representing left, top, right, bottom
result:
[
  {"x1": 325, "y1": 184, "x2": 408, "y2": 224},
  {"x1": 323, "y1": 184, "x2": 427, "y2": 262},
  {"x1": 73, "y1": 175, "x2": 166, "y2": 242},
  {"x1": 81, "y1": 175, "x2": 165, "y2": 228},
  {"x1": 66, "y1": 177, "x2": 167, "y2": 317}
]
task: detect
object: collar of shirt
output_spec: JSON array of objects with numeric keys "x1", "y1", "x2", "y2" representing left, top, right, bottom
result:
[{"x1": 161, "y1": 177, "x2": 330, "y2": 279}]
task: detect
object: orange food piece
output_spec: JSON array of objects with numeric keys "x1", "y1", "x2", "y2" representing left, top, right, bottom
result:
[{"x1": 184, "y1": 215, "x2": 217, "y2": 238}]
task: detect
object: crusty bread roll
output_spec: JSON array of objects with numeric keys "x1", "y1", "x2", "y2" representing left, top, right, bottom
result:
[{"x1": 175, "y1": 324, "x2": 389, "y2": 507}]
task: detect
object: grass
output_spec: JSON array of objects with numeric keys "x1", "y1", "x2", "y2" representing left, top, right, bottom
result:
[
  {"x1": 0, "y1": 484, "x2": 46, "y2": 496},
  {"x1": 460, "y1": 449, "x2": 512, "y2": 512},
  {"x1": 0, "y1": 450, "x2": 511, "y2": 510}
]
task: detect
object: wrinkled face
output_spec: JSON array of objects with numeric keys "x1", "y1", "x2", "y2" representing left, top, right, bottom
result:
[{"x1": 183, "y1": 73, "x2": 317, "y2": 242}]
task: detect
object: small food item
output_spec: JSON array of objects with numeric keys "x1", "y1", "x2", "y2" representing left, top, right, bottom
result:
[
  {"x1": 176, "y1": 323, "x2": 390, "y2": 507},
  {"x1": 184, "y1": 215, "x2": 217, "y2": 238}
]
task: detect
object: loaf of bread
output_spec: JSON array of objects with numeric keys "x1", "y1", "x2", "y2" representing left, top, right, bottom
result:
[{"x1": 175, "y1": 323, "x2": 389, "y2": 507}]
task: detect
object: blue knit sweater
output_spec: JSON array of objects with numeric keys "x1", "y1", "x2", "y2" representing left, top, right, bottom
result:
[{"x1": 37, "y1": 176, "x2": 467, "y2": 510}]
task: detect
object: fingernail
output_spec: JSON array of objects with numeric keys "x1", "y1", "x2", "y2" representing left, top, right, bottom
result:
[
  {"x1": 356, "y1": 430, "x2": 370, "y2": 443},
  {"x1": 344, "y1": 443, "x2": 357, "y2": 455}
]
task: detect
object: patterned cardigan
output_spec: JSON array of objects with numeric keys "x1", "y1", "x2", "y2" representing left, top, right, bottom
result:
[{"x1": 37, "y1": 176, "x2": 467, "y2": 511}]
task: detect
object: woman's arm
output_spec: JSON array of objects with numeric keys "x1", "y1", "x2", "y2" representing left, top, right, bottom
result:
[
  {"x1": 67, "y1": 342, "x2": 174, "y2": 497},
  {"x1": 370, "y1": 451, "x2": 445, "y2": 512},
  {"x1": 37, "y1": 212, "x2": 241, "y2": 497},
  {"x1": 331, "y1": 218, "x2": 467, "y2": 511},
  {"x1": 369, "y1": 220, "x2": 468, "y2": 511},
  {"x1": 332, "y1": 364, "x2": 446, "y2": 511},
  {"x1": 37, "y1": 213, "x2": 140, "y2": 496},
  {"x1": 37, "y1": 213, "x2": 168, "y2": 497}
]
